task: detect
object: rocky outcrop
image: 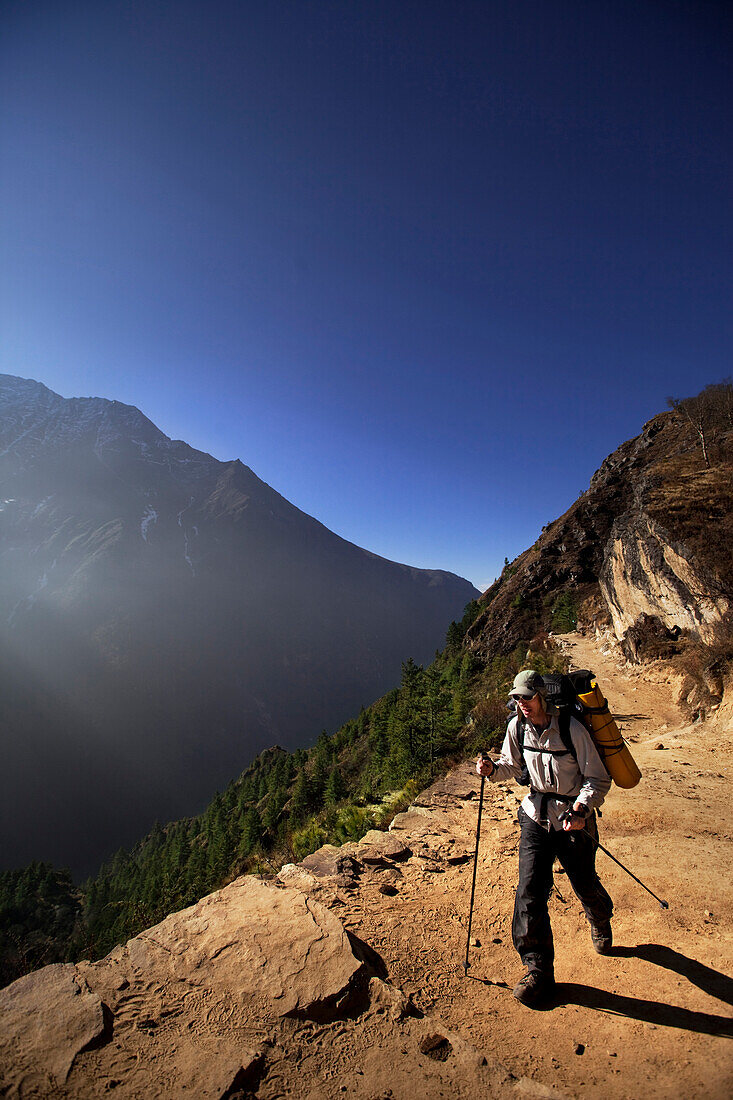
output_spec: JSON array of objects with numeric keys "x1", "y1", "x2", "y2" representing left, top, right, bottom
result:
[
  {"x1": 601, "y1": 513, "x2": 729, "y2": 644},
  {"x1": 93, "y1": 877, "x2": 368, "y2": 1020},
  {"x1": 0, "y1": 877, "x2": 375, "y2": 1097},
  {"x1": 465, "y1": 408, "x2": 732, "y2": 664}
]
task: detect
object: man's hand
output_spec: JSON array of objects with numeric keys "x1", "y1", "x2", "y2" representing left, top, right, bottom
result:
[
  {"x1": 562, "y1": 803, "x2": 589, "y2": 831},
  {"x1": 476, "y1": 753, "x2": 494, "y2": 778}
]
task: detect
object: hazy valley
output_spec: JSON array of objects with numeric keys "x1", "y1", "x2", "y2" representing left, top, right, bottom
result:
[{"x1": 0, "y1": 374, "x2": 477, "y2": 875}]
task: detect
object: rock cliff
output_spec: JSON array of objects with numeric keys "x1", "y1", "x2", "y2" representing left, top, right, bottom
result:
[{"x1": 464, "y1": 403, "x2": 732, "y2": 675}]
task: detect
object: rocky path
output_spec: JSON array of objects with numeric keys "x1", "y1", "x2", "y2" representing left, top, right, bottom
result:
[
  {"x1": 345, "y1": 631, "x2": 733, "y2": 1099},
  {"x1": 2, "y1": 632, "x2": 732, "y2": 1098},
  {"x1": 321, "y1": 630, "x2": 733, "y2": 1099}
]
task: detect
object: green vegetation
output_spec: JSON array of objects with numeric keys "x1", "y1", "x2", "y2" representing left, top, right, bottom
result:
[
  {"x1": 549, "y1": 593, "x2": 578, "y2": 632},
  {"x1": 0, "y1": 863, "x2": 82, "y2": 987},
  {"x1": 1, "y1": 602, "x2": 567, "y2": 982}
]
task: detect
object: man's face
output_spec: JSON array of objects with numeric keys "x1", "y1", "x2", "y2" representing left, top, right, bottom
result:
[{"x1": 515, "y1": 692, "x2": 547, "y2": 726}]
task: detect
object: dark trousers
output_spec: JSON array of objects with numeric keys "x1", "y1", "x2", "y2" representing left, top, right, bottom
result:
[{"x1": 512, "y1": 806, "x2": 613, "y2": 975}]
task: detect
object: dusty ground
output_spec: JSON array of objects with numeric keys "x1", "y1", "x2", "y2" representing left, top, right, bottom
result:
[
  {"x1": 4, "y1": 631, "x2": 731, "y2": 1099},
  {"x1": 341, "y1": 631, "x2": 733, "y2": 1099}
]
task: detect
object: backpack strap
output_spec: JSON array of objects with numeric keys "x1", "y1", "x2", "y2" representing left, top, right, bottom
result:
[
  {"x1": 517, "y1": 717, "x2": 530, "y2": 786},
  {"x1": 557, "y1": 709, "x2": 578, "y2": 765},
  {"x1": 516, "y1": 709, "x2": 578, "y2": 785},
  {"x1": 517, "y1": 711, "x2": 583, "y2": 825}
]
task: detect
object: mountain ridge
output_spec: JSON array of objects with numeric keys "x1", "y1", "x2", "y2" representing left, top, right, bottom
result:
[
  {"x1": 1, "y1": 385, "x2": 732, "y2": 1100},
  {"x1": 0, "y1": 374, "x2": 477, "y2": 876},
  {"x1": 465, "y1": 390, "x2": 732, "y2": 685}
]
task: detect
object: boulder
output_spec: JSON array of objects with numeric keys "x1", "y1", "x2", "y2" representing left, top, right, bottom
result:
[
  {"x1": 300, "y1": 846, "x2": 362, "y2": 886},
  {"x1": 113, "y1": 876, "x2": 366, "y2": 1019},
  {"x1": 389, "y1": 807, "x2": 441, "y2": 832},
  {"x1": 0, "y1": 963, "x2": 106, "y2": 1090}
]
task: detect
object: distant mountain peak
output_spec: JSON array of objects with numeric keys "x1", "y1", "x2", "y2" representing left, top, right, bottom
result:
[{"x1": 0, "y1": 372, "x2": 477, "y2": 875}]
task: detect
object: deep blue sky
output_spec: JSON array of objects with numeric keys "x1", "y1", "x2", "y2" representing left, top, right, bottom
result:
[{"x1": 1, "y1": 1, "x2": 730, "y2": 590}]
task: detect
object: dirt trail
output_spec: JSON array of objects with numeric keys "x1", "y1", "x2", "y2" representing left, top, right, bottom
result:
[{"x1": 344, "y1": 631, "x2": 733, "y2": 1099}]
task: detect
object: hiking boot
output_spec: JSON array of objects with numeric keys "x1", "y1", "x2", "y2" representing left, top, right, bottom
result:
[
  {"x1": 512, "y1": 969, "x2": 555, "y2": 1007},
  {"x1": 590, "y1": 920, "x2": 613, "y2": 954}
]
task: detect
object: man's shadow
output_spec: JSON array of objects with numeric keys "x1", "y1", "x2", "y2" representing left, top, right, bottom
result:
[{"x1": 554, "y1": 943, "x2": 733, "y2": 1036}]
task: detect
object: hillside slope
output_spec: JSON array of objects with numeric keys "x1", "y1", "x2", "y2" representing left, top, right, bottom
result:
[
  {"x1": 0, "y1": 374, "x2": 477, "y2": 875},
  {"x1": 3, "y1": 631, "x2": 731, "y2": 1099},
  {"x1": 465, "y1": 395, "x2": 732, "y2": 668}
]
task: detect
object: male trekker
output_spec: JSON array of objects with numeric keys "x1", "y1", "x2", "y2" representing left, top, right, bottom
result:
[{"x1": 476, "y1": 670, "x2": 613, "y2": 1007}]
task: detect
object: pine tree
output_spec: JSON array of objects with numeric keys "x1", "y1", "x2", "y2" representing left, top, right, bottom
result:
[
  {"x1": 325, "y1": 765, "x2": 346, "y2": 805},
  {"x1": 290, "y1": 768, "x2": 314, "y2": 820},
  {"x1": 240, "y1": 807, "x2": 262, "y2": 856}
]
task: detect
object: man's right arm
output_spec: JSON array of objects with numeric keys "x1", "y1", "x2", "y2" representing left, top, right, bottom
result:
[{"x1": 476, "y1": 719, "x2": 524, "y2": 783}]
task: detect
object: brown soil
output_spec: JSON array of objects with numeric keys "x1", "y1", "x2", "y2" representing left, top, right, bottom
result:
[{"x1": 341, "y1": 631, "x2": 733, "y2": 1099}]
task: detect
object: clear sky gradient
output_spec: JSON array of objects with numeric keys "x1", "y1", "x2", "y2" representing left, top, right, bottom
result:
[{"x1": 1, "y1": 1, "x2": 730, "y2": 591}]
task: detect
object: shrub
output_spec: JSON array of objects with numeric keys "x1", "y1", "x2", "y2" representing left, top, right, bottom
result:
[
  {"x1": 549, "y1": 593, "x2": 578, "y2": 632},
  {"x1": 291, "y1": 822, "x2": 328, "y2": 862}
]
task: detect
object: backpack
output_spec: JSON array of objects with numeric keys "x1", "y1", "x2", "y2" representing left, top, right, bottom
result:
[{"x1": 514, "y1": 669, "x2": 640, "y2": 789}]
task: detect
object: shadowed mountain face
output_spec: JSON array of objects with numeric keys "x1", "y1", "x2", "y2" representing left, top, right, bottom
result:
[{"x1": 0, "y1": 375, "x2": 477, "y2": 876}]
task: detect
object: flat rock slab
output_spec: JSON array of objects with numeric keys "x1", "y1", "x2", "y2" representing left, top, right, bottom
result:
[
  {"x1": 389, "y1": 807, "x2": 442, "y2": 832},
  {"x1": 174, "y1": 1048, "x2": 265, "y2": 1100},
  {"x1": 356, "y1": 830, "x2": 412, "y2": 862},
  {"x1": 414, "y1": 765, "x2": 482, "y2": 805},
  {"x1": 0, "y1": 963, "x2": 106, "y2": 1091},
  {"x1": 111, "y1": 876, "x2": 365, "y2": 1018}
]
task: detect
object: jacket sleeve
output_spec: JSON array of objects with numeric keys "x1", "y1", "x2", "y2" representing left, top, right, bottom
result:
[
  {"x1": 569, "y1": 717, "x2": 611, "y2": 812},
  {"x1": 488, "y1": 717, "x2": 525, "y2": 783}
]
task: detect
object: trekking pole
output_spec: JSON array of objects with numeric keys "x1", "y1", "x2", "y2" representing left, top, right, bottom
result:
[
  {"x1": 464, "y1": 772, "x2": 485, "y2": 974},
  {"x1": 582, "y1": 826, "x2": 669, "y2": 910}
]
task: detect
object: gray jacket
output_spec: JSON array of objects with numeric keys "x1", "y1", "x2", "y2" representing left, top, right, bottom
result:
[{"x1": 489, "y1": 711, "x2": 611, "y2": 831}]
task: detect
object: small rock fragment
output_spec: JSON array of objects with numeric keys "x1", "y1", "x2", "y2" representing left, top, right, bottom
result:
[
  {"x1": 368, "y1": 977, "x2": 410, "y2": 1020},
  {"x1": 654, "y1": 742, "x2": 665, "y2": 750},
  {"x1": 420, "y1": 1034, "x2": 453, "y2": 1062},
  {"x1": 378, "y1": 884, "x2": 398, "y2": 896},
  {"x1": 574, "y1": 1043, "x2": 585, "y2": 1055},
  {"x1": 470, "y1": 936, "x2": 481, "y2": 947}
]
